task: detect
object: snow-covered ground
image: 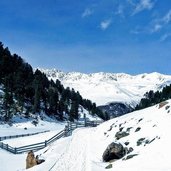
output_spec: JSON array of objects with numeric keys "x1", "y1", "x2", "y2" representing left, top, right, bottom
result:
[
  {"x1": 0, "y1": 118, "x2": 65, "y2": 171},
  {"x1": 1, "y1": 100, "x2": 171, "y2": 171},
  {"x1": 39, "y1": 68, "x2": 171, "y2": 106},
  {"x1": 78, "y1": 107, "x2": 103, "y2": 122},
  {"x1": 0, "y1": 118, "x2": 64, "y2": 137}
]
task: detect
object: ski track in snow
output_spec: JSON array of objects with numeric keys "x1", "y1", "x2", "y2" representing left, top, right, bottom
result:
[{"x1": 51, "y1": 128, "x2": 92, "y2": 171}]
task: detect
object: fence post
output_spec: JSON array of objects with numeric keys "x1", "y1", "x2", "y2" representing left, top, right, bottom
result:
[
  {"x1": 65, "y1": 125, "x2": 68, "y2": 137},
  {"x1": 84, "y1": 113, "x2": 86, "y2": 127},
  {"x1": 45, "y1": 140, "x2": 47, "y2": 147},
  {"x1": 14, "y1": 147, "x2": 17, "y2": 154}
]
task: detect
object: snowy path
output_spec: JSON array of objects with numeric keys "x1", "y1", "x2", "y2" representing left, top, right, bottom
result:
[
  {"x1": 29, "y1": 128, "x2": 94, "y2": 171},
  {"x1": 50, "y1": 128, "x2": 92, "y2": 171}
]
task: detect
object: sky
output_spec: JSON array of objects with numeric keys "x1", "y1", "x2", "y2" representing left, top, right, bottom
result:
[{"x1": 0, "y1": 0, "x2": 171, "y2": 75}]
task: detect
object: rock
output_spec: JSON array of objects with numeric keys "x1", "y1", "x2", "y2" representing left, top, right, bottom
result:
[
  {"x1": 159, "y1": 101, "x2": 168, "y2": 109},
  {"x1": 123, "y1": 154, "x2": 138, "y2": 160},
  {"x1": 138, "y1": 118, "x2": 143, "y2": 123},
  {"x1": 119, "y1": 127, "x2": 124, "y2": 132},
  {"x1": 126, "y1": 127, "x2": 133, "y2": 132},
  {"x1": 144, "y1": 138, "x2": 156, "y2": 145},
  {"x1": 165, "y1": 105, "x2": 170, "y2": 110},
  {"x1": 105, "y1": 164, "x2": 112, "y2": 169},
  {"x1": 124, "y1": 141, "x2": 130, "y2": 146},
  {"x1": 135, "y1": 127, "x2": 141, "y2": 132},
  {"x1": 115, "y1": 131, "x2": 129, "y2": 140},
  {"x1": 32, "y1": 120, "x2": 38, "y2": 126},
  {"x1": 102, "y1": 142, "x2": 126, "y2": 162},
  {"x1": 137, "y1": 138, "x2": 146, "y2": 146},
  {"x1": 127, "y1": 147, "x2": 134, "y2": 154},
  {"x1": 108, "y1": 126, "x2": 113, "y2": 131},
  {"x1": 36, "y1": 155, "x2": 45, "y2": 165}
]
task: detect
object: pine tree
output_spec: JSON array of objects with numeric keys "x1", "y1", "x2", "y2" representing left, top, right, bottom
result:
[
  {"x1": 48, "y1": 86, "x2": 59, "y2": 115},
  {"x1": 3, "y1": 87, "x2": 14, "y2": 121},
  {"x1": 0, "y1": 41, "x2": 105, "y2": 121},
  {"x1": 70, "y1": 101, "x2": 79, "y2": 121}
]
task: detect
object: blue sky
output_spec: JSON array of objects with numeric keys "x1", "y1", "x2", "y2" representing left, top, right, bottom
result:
[{"x1": 0, "y1": 0, "x2": 171, "y2": 74}]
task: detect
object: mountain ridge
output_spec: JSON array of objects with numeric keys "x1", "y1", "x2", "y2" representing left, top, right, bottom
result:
[{"x1": 39, "y1": 68, "x2": 171, "y2": 107}]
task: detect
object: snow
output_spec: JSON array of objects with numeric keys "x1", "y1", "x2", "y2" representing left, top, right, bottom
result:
[
  {"x1": 0, "y1": 118, "x2": 64, "y2": 137},
  {"x1": 39, "y1": 69, "x2": 171, "y2": 106},
  {"x1": 1, "y1": 100, "x2": 171, "y2": 171},
  {"x1": 2, "y1": 130, "x2": 61, "y2": 147},
  {"x1": 78, "y1": 107, "x2": 103, "y2": 122}
]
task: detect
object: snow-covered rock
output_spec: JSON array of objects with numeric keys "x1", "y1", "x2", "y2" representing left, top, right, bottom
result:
[{"x1": 102, "y1": 142, "x2": 126, "y2": 162}]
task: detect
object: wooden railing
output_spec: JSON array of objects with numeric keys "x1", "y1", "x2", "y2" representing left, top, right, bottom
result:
[
  {"x1": 0, "y1": 130, "x2": 50, "y2": 141},
  {"x1": 0, "y1": 120, "x2": 103, "y2": 154},
  {"x1": 0, "y1": 130, "x2": 65, "y2": 154}
]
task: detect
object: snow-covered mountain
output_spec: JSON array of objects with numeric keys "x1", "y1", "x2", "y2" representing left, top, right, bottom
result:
[
  {"x1": 39, "y1": 68, "x2": 171, "y2": 107},
  {"x1": 2, "y1": 99, "x2": 171, "y2": 171}
]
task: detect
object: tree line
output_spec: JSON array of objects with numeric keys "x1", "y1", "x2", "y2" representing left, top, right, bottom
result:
[
  {"x1": 135, "y1": 84, "x2": 171, "y2": 110},
  {"x1": 0, "y1": 42, "x2": 108, "y2": 121}
]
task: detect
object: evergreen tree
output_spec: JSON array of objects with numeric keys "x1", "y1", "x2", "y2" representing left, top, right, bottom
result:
[
  {"x1": 3, "y1": 87, "x2": 14, "y2": 121},
  {"x1": 135, "y1": 84, "x2": 171, "y2": 111},
  {"x1": 48, "y1": 86, "x2": 59, "y2": 115},
  {"x1": 0, "y1": 41, "x2": 105, "y2": 121},
  {"x1": 70, "y1": 101, "x2": 79, "y2": 121}
]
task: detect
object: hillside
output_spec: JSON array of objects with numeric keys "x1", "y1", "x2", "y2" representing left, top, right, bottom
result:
[
  {"x1": 0, "y1": 42, "x2": 105, "y2": 122},
  {"x1": 29, "y1": 100, "x2": 171, "y2": 171},
  {"x1": 1, "y1": 100, "x2": 171, "y2": 170},
  {"x1": 40, "y1": 68, "x2": 171, "y2": 107}
]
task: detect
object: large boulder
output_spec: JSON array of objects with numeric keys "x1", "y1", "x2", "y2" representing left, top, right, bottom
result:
[{"x1": 102, "y1": 142, "x2": 126, "y2": 162}]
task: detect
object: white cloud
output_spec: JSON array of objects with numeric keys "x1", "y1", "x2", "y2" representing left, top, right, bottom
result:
[
  {"x1": 150, "y1": 10, "x2": 171, "y2": 33},
  {"x1": 130, "y1": 29, "x2": 141, "y2": 34},
  {"x1": 163, "y1": 10, "x2": 171, "y2": 24},
  {"x1": 115, "y1": 5, "x2": 124, "y2": 17},
  {"x1": 130, "y1": 25, "x2": 148, "y2": 34},
  {"x1": 160, "y1": 33, "x2": 171, "y2": 42},
  {"x1": 127, "y1": 0, "x2": 136, "y2": 6},
  {"x1": 151, "y1": 24, "x2": 162, "y2": 32},
  {"x1": 100, "y1": 19, "x2": 112, "y2": 30},
  {"x1": 132, "y1": 0, "x2": 154, "y2": 15},
  {"x1": 82, "y1": 8, "x2": 93, "y2": 18}
]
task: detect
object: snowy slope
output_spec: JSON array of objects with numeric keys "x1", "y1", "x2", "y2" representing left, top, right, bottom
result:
[
  {"x1": 1, "y1": 100, "x2": 171, "y2": 171},
  {"x1": 29, "y1": 100, "x2": 171, "y2": 171},
  {"x1": 39, "y1": 68, "x2": 171, "y2": 106}
]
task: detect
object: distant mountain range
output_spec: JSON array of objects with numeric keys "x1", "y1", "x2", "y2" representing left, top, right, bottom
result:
[{"x1": 39, "y1": 68, "x2": 171, "y2": 117}]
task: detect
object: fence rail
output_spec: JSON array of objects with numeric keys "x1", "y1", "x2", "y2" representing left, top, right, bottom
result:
[
  {"x1": 0, "y1": 130, "x2": 50, "y2": 141},
  {"x1": 0, "y1": 120, "x2": 103, "y2": 154}
]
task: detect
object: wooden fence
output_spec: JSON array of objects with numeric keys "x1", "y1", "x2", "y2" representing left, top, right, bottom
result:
[
  {"x1": 0, "y1": 120, "x2": 103, "y2": 154},
  {"x1": 0, "y1": 130, "x2": 50, "y2": 141}
]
